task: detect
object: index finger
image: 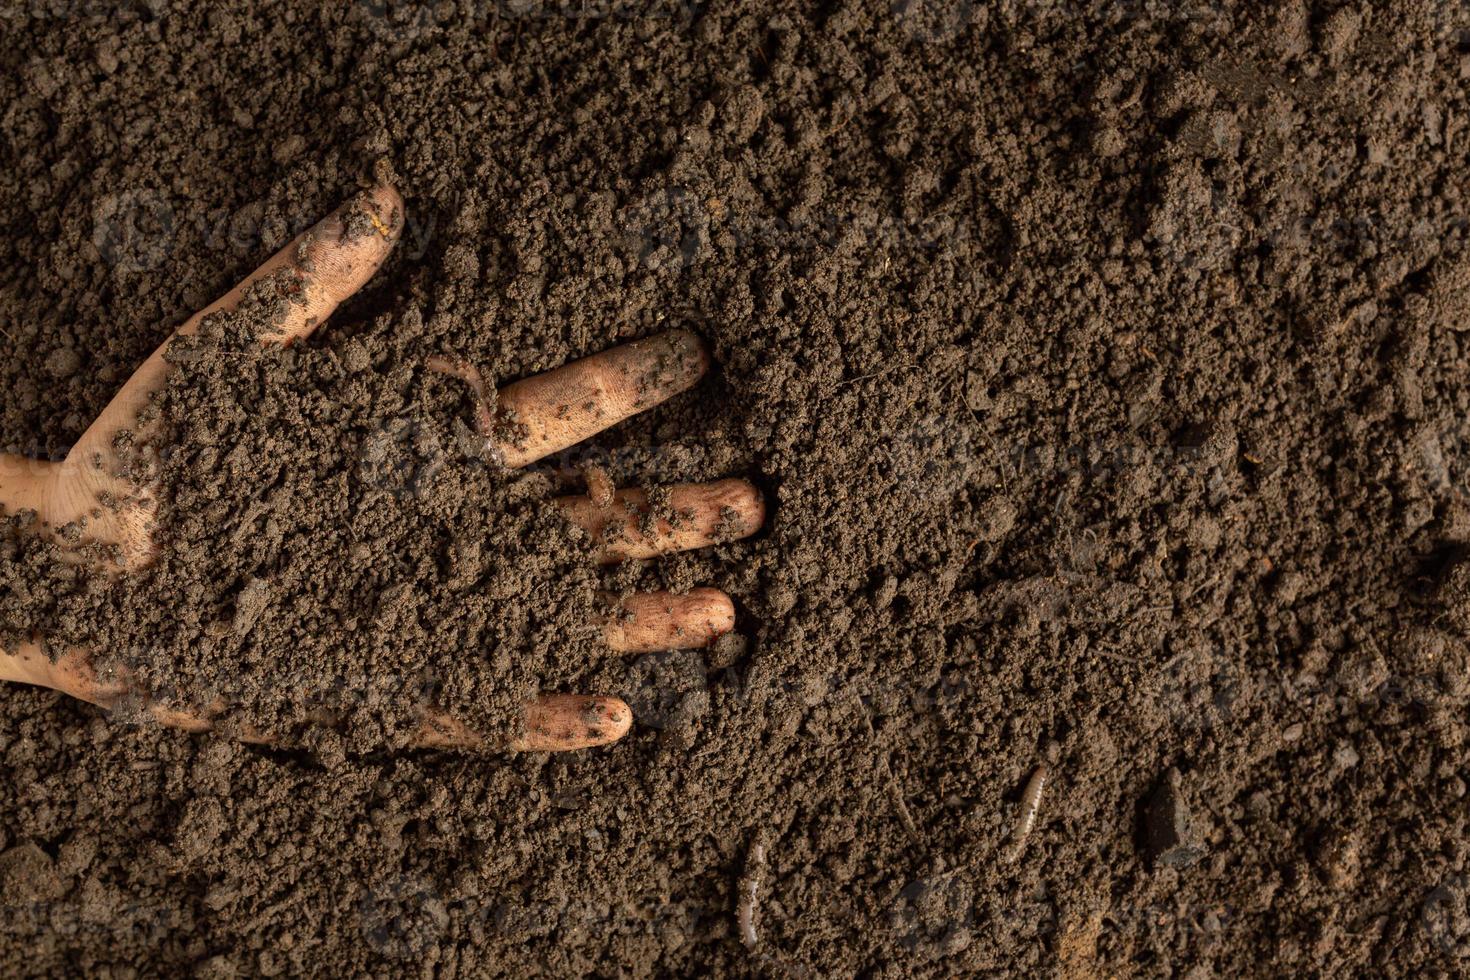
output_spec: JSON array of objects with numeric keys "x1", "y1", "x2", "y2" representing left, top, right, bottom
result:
[{"x1": 220, "y1": 182, "x2": 405, "y2": 346}]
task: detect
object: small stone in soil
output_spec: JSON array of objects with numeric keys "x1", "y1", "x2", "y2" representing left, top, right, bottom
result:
[
  {"x1": 44, "y1": 347, "x2": 81, "y2": 379},
  {"x1": 1313, "y1": 829, "x2": 1360, "y2": 889}
]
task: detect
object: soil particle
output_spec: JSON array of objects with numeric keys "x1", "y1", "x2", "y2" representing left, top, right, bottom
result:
[
  {"x1": 1437, "y1": 555, "x2": 1470, "y2": 631},
  {"x1": 975, "y1": 494, "x2": 1018, "y2": 543},
  {"x1": 0, "y1": 842, "x2": 64, "y2": 902}
]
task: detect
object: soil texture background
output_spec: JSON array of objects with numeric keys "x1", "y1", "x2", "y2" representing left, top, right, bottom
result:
[{"x1": 4, "y1": 0, "x2": 1470, "y2": 976}]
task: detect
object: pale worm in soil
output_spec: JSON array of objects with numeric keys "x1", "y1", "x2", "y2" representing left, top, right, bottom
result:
[
  {"x1": 738, "y1": 840, "x2": 767, "y2": 949},
  {"x1": 1003, "y1": 765, "x2": 1049, "y2": 863},
  {"x1": 583, "y1": 464, "x2": 615, "y2": 507},
  {"x1": 423, "y1": 355, "x2": 496, "y2": 436}
]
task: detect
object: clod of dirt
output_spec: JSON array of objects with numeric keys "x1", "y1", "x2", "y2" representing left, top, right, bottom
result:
[
  {"x1": 1143, "y1": 768, "x2": 1205, "y2": 870},
  {"x1": 975, "y1": 495, "x2": 1018, "y2": 542},
  {"x1": 1436, "y1": 555, "x2": 1470, "y2": 633},
  {"x1": 229, "y1": 578, "x2": 272, "y2": 638},
  {"x1": 0, "y1": 842, "x2": 64, "y2": 902},
  {"x1": 707, "y1": 630, "x2": 747, "y2": 670},
  {"x1": 43, "y1": 348, "x2": 81, "y2": 380}
]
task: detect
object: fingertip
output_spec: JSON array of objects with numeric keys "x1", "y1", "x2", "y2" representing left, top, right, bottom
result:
[
  {"x1": 360, "y1": 183, "x2": 406, "y2": 245},
  {"x1": 730, "y1": 479, "x2": 767, "y2": 534},
  {"x1": 326, "y1": 183, "x2": 404, "y2": 256},
  {"x1": 515, "y1": 693, "x2": 634, "y2": 751},
  {"x1": 597, "y1": 696, "x2": 635, "y2": 743},
  {"x1": 695, "y1": 587, "x2": 737, "y2": 637},
  {"x1": 663, "y1": 328, "x2": 711, "y2": 382},
  {"x1": 269, "y1": 185, "x2": 405, "y2": 345},
  {"x1": 559, "y1": 479, "x2": 766, "y2": 563},
  {"x1": 600, "y1": 588, "x2": 737, "y2": 652}
]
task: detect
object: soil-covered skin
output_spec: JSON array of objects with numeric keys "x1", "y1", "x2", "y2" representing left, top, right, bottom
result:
[
  {"x1": 2, "y1": 247, "x2": 618, "y2": 751},
  {"x1": 3, "y1": 0, "x2": 1470, "y2": 975}
]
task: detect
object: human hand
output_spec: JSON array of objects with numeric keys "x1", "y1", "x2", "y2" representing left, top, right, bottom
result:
[{"x1": 0, "y1": 185, "x2": 764, "y2": 751}]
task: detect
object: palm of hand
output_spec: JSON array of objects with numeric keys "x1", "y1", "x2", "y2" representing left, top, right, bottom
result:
[{"x1": 0, "y1": 186, "x2": 764, "y2": 752}]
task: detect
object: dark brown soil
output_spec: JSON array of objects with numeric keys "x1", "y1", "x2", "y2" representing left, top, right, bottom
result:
[{"x1": 4, "y1": 1, "x2": 1470, "y2": 975}]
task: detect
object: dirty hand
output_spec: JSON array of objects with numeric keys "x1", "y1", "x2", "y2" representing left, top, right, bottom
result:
[{"x1": 0, "y1": 185, "x2": 764, "y2": 752}]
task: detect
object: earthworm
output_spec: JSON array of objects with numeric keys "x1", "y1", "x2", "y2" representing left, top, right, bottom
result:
[
  {"x1": 737, "y1": 840, "x2": 766, "y2": 949},
  {"x1": 1003, "y1": 765, "x2": 1049, "y2": 863},
  {"x1": 584, "y1": 464, "x2": 615, "y2": 507},
  {"x1": 425, "y1": 355, "x2": 496, "y2": 436}
]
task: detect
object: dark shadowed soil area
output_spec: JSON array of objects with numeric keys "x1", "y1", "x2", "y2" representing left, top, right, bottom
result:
[{"x1": 4, "y1": 0, "x2": 1470, "y2": 975}]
